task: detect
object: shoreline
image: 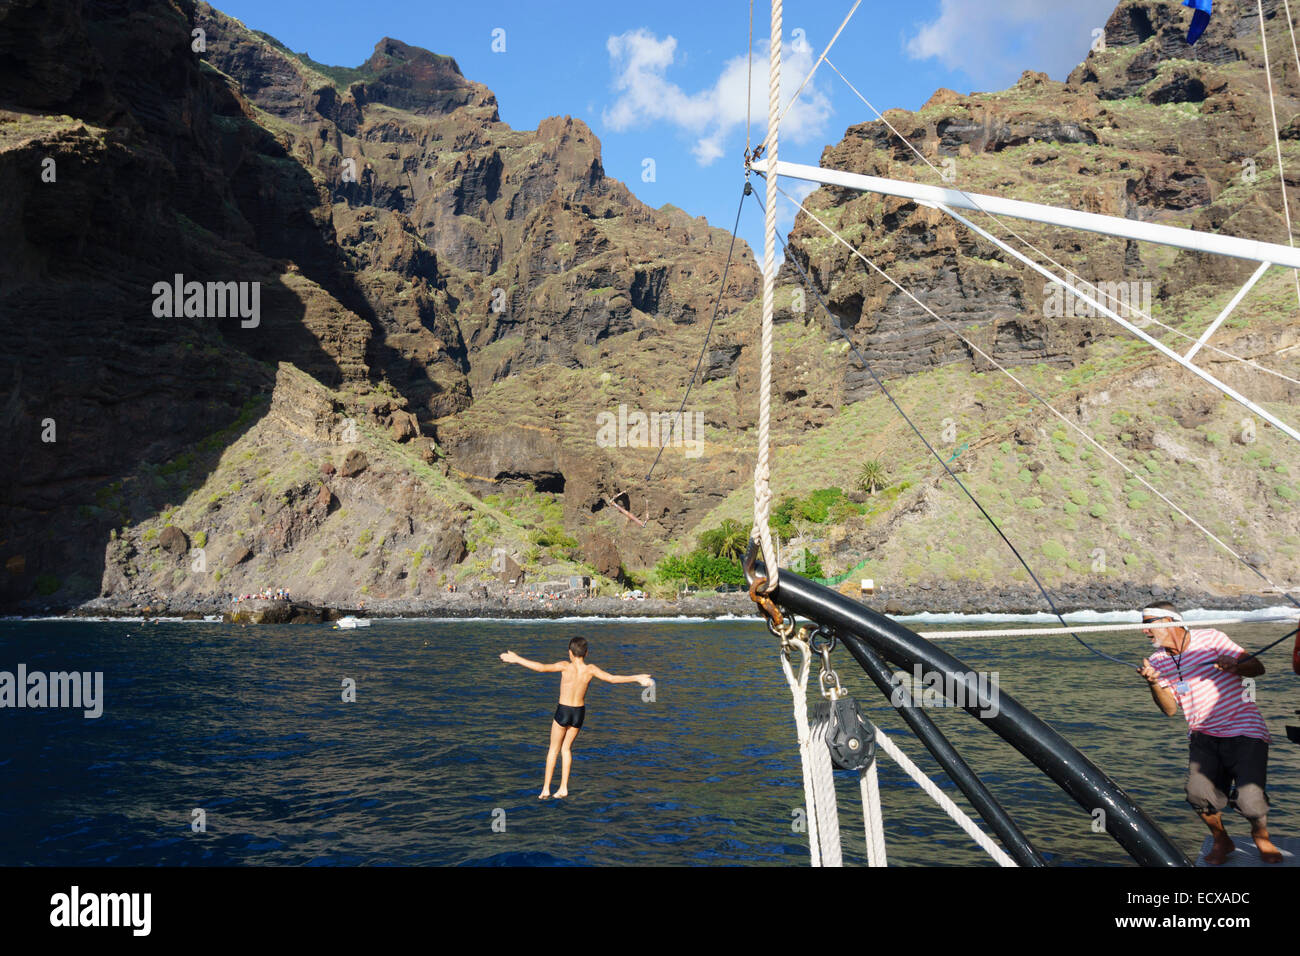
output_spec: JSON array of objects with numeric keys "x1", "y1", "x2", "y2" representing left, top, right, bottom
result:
[{"x1": 20, "y1": 580, "x2": 1288, "y2": 622}]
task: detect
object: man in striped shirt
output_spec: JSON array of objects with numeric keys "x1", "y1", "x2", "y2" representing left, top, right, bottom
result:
[{"x1": 1138, "y1": 601, "x2": 1280, "y2": 864}]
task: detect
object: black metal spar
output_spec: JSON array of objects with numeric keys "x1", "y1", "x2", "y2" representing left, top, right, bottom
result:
[{"x1": 749, "y1": 558, "x2": 1190, "y2": 867}]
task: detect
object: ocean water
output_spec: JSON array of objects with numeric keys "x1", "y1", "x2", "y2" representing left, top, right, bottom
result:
[{"x1": 1, "y1": 616, "x2": 1297, "y2": 866}]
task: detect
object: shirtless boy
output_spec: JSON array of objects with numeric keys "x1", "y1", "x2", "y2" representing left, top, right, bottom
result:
[{"x1": 499, "y1": 637, "x2": 652, "y2": 799}]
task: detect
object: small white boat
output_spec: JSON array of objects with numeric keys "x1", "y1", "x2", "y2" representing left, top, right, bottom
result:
[{"x1": 334, "y1": 615, "x2": 371, "y2": 629}]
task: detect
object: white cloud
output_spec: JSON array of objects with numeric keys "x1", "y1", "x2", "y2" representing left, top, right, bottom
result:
[
  {"x1": 602, "y1": 29, "x2": 833, "y2": 167},
  {"x1": 906, "y1": 0, "x2": 1119, "y2": 89}
]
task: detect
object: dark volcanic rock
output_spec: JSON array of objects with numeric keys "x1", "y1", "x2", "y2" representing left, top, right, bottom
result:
[
  {"x1": 158, "y1": 526, "x2": 189, "y2": 557},
  {"x1": 340, "y1": 450, "x2": 369, "y2": 478}
]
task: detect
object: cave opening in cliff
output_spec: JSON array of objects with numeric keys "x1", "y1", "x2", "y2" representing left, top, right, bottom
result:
[
  {"x1": 495, "y1": 471, "x2": 565, "y2": 494},
  {"x1": 590, "y1": 492, "x2": 631, "y2": 515},
  {"x1": 1126, "y1": 7, "x2": 1156, "y2": 44}
]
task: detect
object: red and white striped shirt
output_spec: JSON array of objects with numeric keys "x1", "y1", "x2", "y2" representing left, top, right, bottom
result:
[{"x1": 1148, "y1": 628, "x2": 1269, "y2": 742}]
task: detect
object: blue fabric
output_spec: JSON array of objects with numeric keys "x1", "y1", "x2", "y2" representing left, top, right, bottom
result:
[{"x1": 1183, "y1": 0, "x2": 1212, "y2": 44}]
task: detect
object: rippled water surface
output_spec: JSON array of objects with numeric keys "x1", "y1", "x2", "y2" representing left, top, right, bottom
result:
[{"x1": 1, "y1": 618, "x2": 1297, "y2": 866}]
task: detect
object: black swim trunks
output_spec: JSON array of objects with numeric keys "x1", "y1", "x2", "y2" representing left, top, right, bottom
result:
[{"x1": 554, "y1": 703, "x2": 585, "y2": 728}]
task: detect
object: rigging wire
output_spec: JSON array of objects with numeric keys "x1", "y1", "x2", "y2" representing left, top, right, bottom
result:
[
  {"x1": 750, "y1": 187, "x2": 1134, "y2": 669},
  {"x1": 822, "y1": 56, "x2": 1300, "y2": 390},
  {"x1": 644, "y1": 185, "x2": 750, "y2": 483},
  {"x1": 776, "y1": 180, "x2": 1300, "y2": 619},
  {"x1": 1257, "y1": 0, "x2": 1300, "y2": 311},
  {"x1": 752, "y1": 0, "x2": 862, "y2": 156}
]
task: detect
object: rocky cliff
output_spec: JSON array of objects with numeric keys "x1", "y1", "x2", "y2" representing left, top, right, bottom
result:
[
  {"x1": 0, "y1": 0, "x2": 759, "y2": 611},
  {"x1": 3, "y1": 0, "x2": 1300, "y2": 614}
]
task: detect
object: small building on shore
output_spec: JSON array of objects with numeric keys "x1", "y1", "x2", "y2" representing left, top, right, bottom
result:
[{"x1": 499, "y1": 555, "x2": 524, "y2": 587}]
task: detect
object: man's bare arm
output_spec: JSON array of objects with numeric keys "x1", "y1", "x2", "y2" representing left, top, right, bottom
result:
[
  {"x1": 499, "y1": 651, "x2": 564, "y2": 672},
  {"x1": 1139, "y1": 658, "x2": 1179, "y2": 716},
  {"x1": 591, "y1": 666, "x2": 653, "y2": 687}
]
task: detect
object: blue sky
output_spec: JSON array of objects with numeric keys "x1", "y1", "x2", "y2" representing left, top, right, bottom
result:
[{"x1": 215, "y1": 0, "x2": 1127, "y2": 258}]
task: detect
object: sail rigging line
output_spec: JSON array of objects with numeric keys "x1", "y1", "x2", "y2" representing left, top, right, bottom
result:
[
  {"x1": 1257, "y1": 0, "x2": 1300, "y2": 311},
  {"x1": 644, "y1": 184, "x2": 749, "y2": 484},
  {"x1": 919, "y1": 617, "x2": 1300, "y2": 639},
  {"x1": 752, "y1": 0, "x2": 862, "y2": 158},
  {"x1": 934, "y1": 198, "x2": 1300, "y2": 444},
  {"x1": 1239, "y1": 625, "x2": 1299, "y2": 662},
  {"x1": 1283, "y1": 0, "x2": 1300, "y2": 87},
  {"x1": 752, "y1": 0, "x2": 784, "y2": 593},
  {"x1": 822, "y1": 56, "x2": 1300, "y2": 390},
  {"x1": 751, "y1": 187, "x2": 1134, "y2": 669},
  {"x1": 745, "y1": 0, "x2": 754, "y2": 162},
  {"x1": 772, "y1": 181, "x2": 1300, "y2": 616}
]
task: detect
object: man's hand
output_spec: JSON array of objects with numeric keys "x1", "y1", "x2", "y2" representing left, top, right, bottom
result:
[
  {"x1": 499, "y1": 651, "x2": 518, "y2": 664},
  {"x1": 635, "y1": 674, "x2": 654, "y2": 687},
  {"x1": 1139, "y1": 658, "x2": 1160, "y2": 684},
  {"x1": 1214, "y1": 654, "x2": 1249, "y2": 675}
]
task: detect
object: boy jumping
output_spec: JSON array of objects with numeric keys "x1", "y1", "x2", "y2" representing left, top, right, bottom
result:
[{"x1": 499, "y1": 637, "x2": 652, "y2": 799}]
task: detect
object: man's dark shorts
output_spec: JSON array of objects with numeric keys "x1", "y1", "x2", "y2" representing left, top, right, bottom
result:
[{"x1": 1186, "y1": 732, "x2": 1269, "y2": 823}]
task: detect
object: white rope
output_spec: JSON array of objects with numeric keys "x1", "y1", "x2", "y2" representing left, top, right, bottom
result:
[
  {"x1": 917, "y1": 615, "x2": 1300, "y2": 640},
  {"x1": 782, "y1": 632, "x2": 1013, "y2": 867},
  {"x1": 1283, "y1": 0, "x2": 1300, "y2": 86},
  {"x1": 823, "y1": 56, "x2": 1300, "y2": 389},
  {"x1": 780, "y1": 636, "x2": 823, "y2": 866},
  {"x1": 806, "y1": 708, "x2": 845, "y2": 867},
  {"x1": 858, "y1": 762, "x2": 888, "y2": 866},
  {"x1": 752, "y1": 0, "x2": 781, "y2": 587},
  {"x1": 1258, "y1": 0, "x2": 1300, "y2": 310},
  {"x1": 778, "y1": 183, "x2": 1300, "y2": 600},
  {"x1": 873, "y1": 728, "x2": 1017, "y2": 867}
]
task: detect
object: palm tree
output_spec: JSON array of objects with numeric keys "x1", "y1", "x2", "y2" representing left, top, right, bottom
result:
[
  {"x1": 857, "y1": 459, "x2": 888, "y2": 495},
  {"x1": 716, "y1": 519, "x2": 752, "y2": 560}
]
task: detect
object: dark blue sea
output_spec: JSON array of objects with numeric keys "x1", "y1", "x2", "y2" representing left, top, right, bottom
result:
[{"x1": 2, "y1": 616, "x2": 1297, "y2": 866}]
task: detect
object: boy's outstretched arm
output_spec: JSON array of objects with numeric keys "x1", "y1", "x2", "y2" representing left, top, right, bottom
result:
[
  {"x1": 499, "y1": 650, "x2": 564, "y2": 672},
  {"x1": 591, "y1": 666, "x2": 653, "y2": 687}
]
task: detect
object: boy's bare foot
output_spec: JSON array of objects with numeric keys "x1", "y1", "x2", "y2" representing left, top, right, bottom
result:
[
  {"x1": 1204, "y1": 834, "x2": 1235, "y2": 865},
  {"x1": 539, "y1": 791, "x2": 551, "y2": 800},
  {"x1": 554, "y1": 788, "x2": 568, "y2": 798},
  {"x1": 1252, "y1": 828, "x2": 1283, "y2": 863}
]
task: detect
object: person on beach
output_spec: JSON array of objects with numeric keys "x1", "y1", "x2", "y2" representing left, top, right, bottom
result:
[
  {"x1": 1137, "y1": 601, "x2": 1280, "y2": 864},
  {"x1": 499, "y1": 637, "x2": 652, "y2": 799}
]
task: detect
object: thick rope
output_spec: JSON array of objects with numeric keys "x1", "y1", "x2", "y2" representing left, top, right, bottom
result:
[
  {"x1": 806, "y1": 709, "x2": 845, "y2": 866},
  {"x1": 783, "y1": 636, "x2": 1012, "y2": 866},
  {"x1": 917, "y1": 616, "x2": 1300, "y2": 640},
  {"x1": 752, "y1": 0, "x2": 782, "y2": 587},
  {"x1": 873, "y1": 729, "x2": 1017, "y2": 867},
  {"x1": 1259, "y1": 0, "x2": 1300, "y2": 310},
  {"x1": 859, "y1": 762, "x2": 888, "y2": 866},
  {"x1": 780, "y1": 637, "x2": 823, "y2": 866}
]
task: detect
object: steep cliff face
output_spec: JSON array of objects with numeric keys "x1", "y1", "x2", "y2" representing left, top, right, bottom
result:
[{"x1": 0, "y1": 0, "x2": 760, "y2": 611}]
